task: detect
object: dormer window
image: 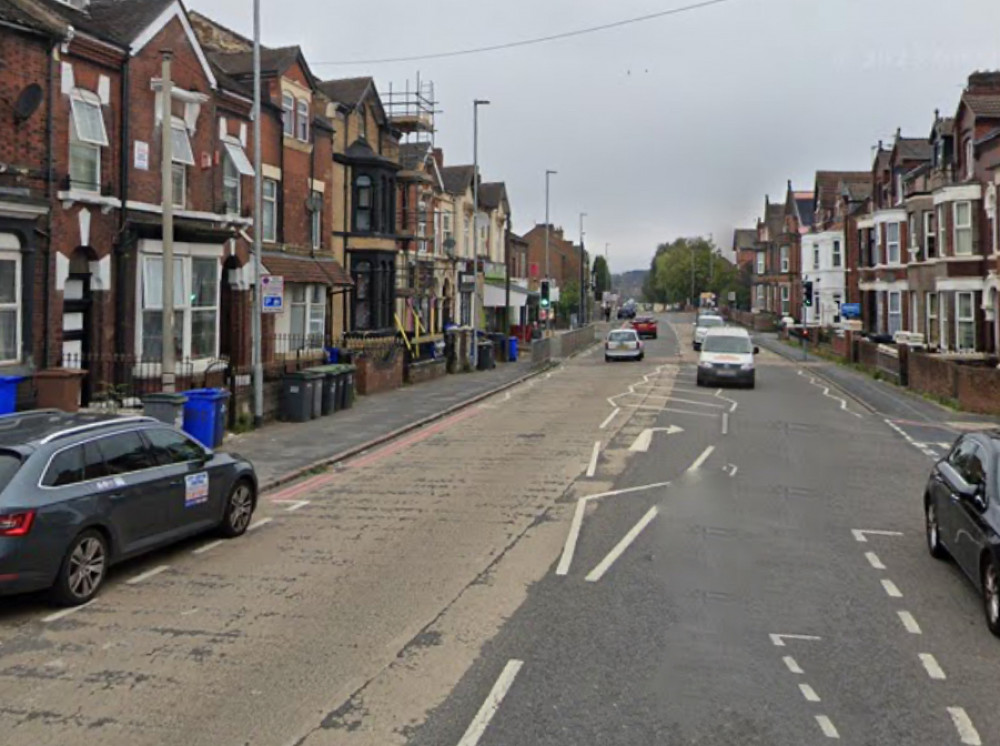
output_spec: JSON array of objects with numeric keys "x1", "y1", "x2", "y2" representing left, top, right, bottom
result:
[
  {"x1": 296, "y1": 99, "x2": 309, "y2": 141},
  {"x1": 69, "y1": 90, "x2": 108, "y2": 192},
  {"x1": 282, "y1": 93, "x2": 295, "y2": 137}
]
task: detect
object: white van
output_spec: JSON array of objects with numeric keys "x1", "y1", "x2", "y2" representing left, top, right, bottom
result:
[{"x1": 696, "y1": 326, "x2": 758, "y2": 388}]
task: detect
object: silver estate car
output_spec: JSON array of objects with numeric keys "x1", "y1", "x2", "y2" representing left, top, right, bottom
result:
[
  {"x1": 605, "y1": 328, "x2": 645, "y2": 362},
  {"x1": 0, "y1": 410, "x2": 257, "y2": 605}
]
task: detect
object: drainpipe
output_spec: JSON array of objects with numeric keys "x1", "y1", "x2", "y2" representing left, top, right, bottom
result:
[
  {"x1": 114, "y1": 56, "x2": 131, "y2": 358},
  {"x1": 42, "y1": 40, "x2": 56, "y2": 369}
]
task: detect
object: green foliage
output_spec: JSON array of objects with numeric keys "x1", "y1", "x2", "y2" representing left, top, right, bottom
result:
[
  {"x1": 592, "y1": 255, "x2": 612, "y2": 298},
  {"x1": 556, "y1": 280, "x2": 581, "y2": 320},
  {"x1": 644, "y1": 236, "x2": 750, "y2": 308}
]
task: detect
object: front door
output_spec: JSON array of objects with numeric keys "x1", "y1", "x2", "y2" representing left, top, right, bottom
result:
[{"x1": 62, "y1": 272, "x2": 92, "y2": 405}]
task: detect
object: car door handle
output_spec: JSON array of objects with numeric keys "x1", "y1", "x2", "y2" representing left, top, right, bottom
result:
[
  {"x1": 108, "y1": 492, "x2": 127, "y2": 501},
  {"x1": 168, "y1": 480, "x2": 183, "y2": 487}
]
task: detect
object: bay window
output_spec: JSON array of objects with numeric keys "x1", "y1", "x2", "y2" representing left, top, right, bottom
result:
[
  {"x1": 350, "y1": 253, "x2": 395, "y2": 331},
  {"x1": 354, "y1": 175, "x2": 373, "y2": 232},
  {"x1": 780, "y1": 285, "x2": 790, "y2": 315},
  {"x1": 756, "y1": 252, "x2": 765, "y2": 275},
  {"x1": 936, "y1": 204, "x2": 947, "y2": 255},
  {"x1": 886, "y1": 222, "x2": 900, "y2": 265},
  {"x1": 0, "y1": 250, "x2": 20, "y2": 364},
  {"x1": 954, "y1": 201, "x2": 973, "y2": 255},
  {"x1": 288, "y1": 284, "x2": 326, "y2": 348},
  {"x1": 780, "y1": 245, "x2": 789, "y2": 273},
  {"x1": 140, "y1": 255, "x2": 219, "y2": 362},
  {"x1": 262, "y1": 179, "x2": 277, "y2": 242},
  {"x1": 69, "y1": 90, "x2": 108, "y2": 192},
  {"x1": 956, "y1": 291, "x2": 975, "y2": 352}
]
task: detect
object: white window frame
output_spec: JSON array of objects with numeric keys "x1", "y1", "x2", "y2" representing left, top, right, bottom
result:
[
  {"x1": 0, "y1": 249, "x2": 21, "y2": 365},
  {"x1": 780, "y1": 245, "x2": 789, "y2": 273},
  {"x1": 171, "y1": 162, "x2": 186, "y2": 208},
  {"x1": 283, "y1": 283, "x2": 326, "y2": 350},
  {"x1": 780, "y1": 284, "x2": 790, "y2": 315},
  {"x1": 987, "y1": 184, "x2": 997, "y2": 256},
  {"x1": 966, "y1": 138, "x2": 975, "y2": 180},
  {"x1": 924, "y1": 211, "x2": 936, "y2": 259},
  {"x1": 310, "y1": 190, "x2": 322, "y2": 250},
  {"x1": 262, "y1": 178, "x2": 277, "y2": 243},
  {"x1": 296, "y1": 98, "x2": 309, "y2": 141},
  {"x1": 886, "y1": 222, "x2": 901, "y2": 265},
  {"x1": 926, "y1": 292, "x2": 938, "y2": 347},
  {"x1": 888, "y1": 291, "x2": 902, "y2": 335},
  {"x1": 282, "y1": 93, "x2": 295, "y2": 137},
  {"x1": 222, "y1": 150, "x2": 240, "y2": 215},
  {"x1": 954, "y1": 201, "x2": 973, "y2": 256},
  {"x1": 813, "y1": 243, "x2": 820, "y2": 270},
  {"x1": 832, "y1": 240, "x2": 842, "y2": 268},
  {"x1": 755, "y1": 284, "x2": 764, "y2": 308},
  {"x1": 956, "y1": 291, "x2": 976, "y2": 352},
  {"x1": 69, "y1": 90, "x2": 108, "y2": 192},
  {"x1": 138, "y1": 253, "x2": 220, "y2": 363},
  {"x1": 936, "y1": 204, "x2": 947, "y2": 255},
  {"x1": 756, "y1": 252, "x2": 765, "y2": 275}
]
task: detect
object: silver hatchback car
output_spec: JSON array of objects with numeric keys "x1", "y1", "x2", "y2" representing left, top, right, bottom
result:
[
  {"x1": 605, "y1": 328, "x2": 645, "y2": 362},
  {"x1": 0, "y1": 410, "x2": 257, "y2": 605}
]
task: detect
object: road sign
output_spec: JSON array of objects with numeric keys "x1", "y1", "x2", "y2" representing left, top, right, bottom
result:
[
  {"x1": 840, "y1": 303, "x2": 861, "y2": 319},
  {"x1": 261, "y1": 274, "x2": 284, "y2": 314}
]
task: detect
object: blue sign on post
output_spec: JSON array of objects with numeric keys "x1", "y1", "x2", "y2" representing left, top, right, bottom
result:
[
  {"x1": 261, "y1": 274, "x2": 283, "y2": 314},
  {"x1": 840, "y1": 303, "x2": 861, "y2": 319}
]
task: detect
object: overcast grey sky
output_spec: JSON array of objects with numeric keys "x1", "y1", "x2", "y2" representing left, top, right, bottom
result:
[{"x1": 190, "y1": 0, "x2": 1000, "y2": 272}]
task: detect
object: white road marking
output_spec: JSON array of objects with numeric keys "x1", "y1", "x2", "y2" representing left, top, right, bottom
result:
[
  {"x1": 585, "y1": 506, "x2": 659, "y2": 582},
  {"x1": 919, "y1": 653, "x2": 946, "y2": 680},
  {"x1": 687, "y1": 445, "x2": 715, "y2": 472},
  {"x1": 798, "y1": 369, "x2": 862, "y2": 418},
  {"x1": 865, "y1": 551, "x2": 886, "y2": 570},
  {"x1": 599, "y1": 408, "x2": 620, "y2": 430},
  {"x1": 947, "y1": 707, "x2": 982, "y2": 745},
  {"x1": 770, "y1": 633, "x2": 822, "y2": 647},
  {"x1": 586, "y1": 441, "x2": 601, "y2": 478},
  {"x1": 274, "y1": 499, "x2": 310, "y2": 512},
  {"x1": 192, "y1": 540, "x2": 224, "y2": 555},
  {"x1": 42, "y1": 601, "x2": 94, "y2": 623},
  {"x1": 180, "y1": 607, "x2": 200, "y2": 616},
  {"x1": 456, "y1": 659, "x2": 524, "y2": 746},
  {"x1": 713, "y1": 389, "x2": 739, "y2": 412},
  {"x1": 628, "y1": 425, "x2": 684, "y2": 453},
  {"x1": 783, "y1": 656, "x2": 803, "y2": 674},
  {"x1": 722, "y1": 412, "x2": 729, "y2": 435},
  {"x1": 248, "y1": 517, "x2": 273, "y2": 532},
  {"x1": 126, "y1": 565, "x2": 170, "y2": 585},
  {"x1": 556, "y1": 499, "x2": 588, "y2": 576},
  {"x1": 897, "y1": 610, "x2": 922, "y2": 634},
  {"x1": 723, "y1": 463, "x2": 738, "y2": 477},
  {"x1": 852, "y1": 529, "x2": 904, "y2": 543},
  {"x1": 799, "y1": 683, "x2": 821, "y2": 702},
  {"x1": 885, "y1": 419, "x2": 940, "y2": 459},
  {"x1": 815, "y1": 715, "x2": 840, "y2": 739},
  {"x1": 881, "y1": 579, "x2": 903, "y2": 598}
]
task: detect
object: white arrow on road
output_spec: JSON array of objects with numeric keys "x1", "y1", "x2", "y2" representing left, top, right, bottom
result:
[
  {"x1": 770, "y1": 633, "x2": 822, "y2": 647},
  {"x1": 852, "y1": 529, "x2": 904, "y2": 543},
  {"x1": 629, "y1": 425, "x2": 684, "y2": 452}
]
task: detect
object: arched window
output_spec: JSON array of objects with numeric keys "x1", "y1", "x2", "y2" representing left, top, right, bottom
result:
[{"x1": 355, "y1": 175, "x2": 373, "y2": 232}]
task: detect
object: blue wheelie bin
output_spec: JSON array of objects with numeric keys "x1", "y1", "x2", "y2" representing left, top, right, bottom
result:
[
  {"x1": 0, "y1": 375, "x2": 24, "y2": 415},
  {"x1": 182, "y1": 388, "x2": 230, "y2": 448},
  {"x1": 508, "y1": 336, "x2": 519, "y2": 363}
]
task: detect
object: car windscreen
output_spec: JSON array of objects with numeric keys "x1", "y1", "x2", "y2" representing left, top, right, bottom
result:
[
  {"x1": 608, "y1": 331, "x2": 637, "y2": 342},
  {"x1": 697, "y1": 317, "x2": 724, "y2": 328},
  {"x1": 702, "y1": 335, "x2": 753, "y2": 354},
  {"x1": 0, "y1": 450, "x2": 22, "y2": 492}
]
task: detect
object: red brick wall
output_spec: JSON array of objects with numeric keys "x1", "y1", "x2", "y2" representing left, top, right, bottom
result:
[
  {"x1": 907, "y1": 352, "x2": 959, "y2": 401},
  {"x1": 956, "y1": 364, "x2": 1000, "y2": 415},
  {"x1": 355, "y1": 350, "x2": 403, "y2": 394}
]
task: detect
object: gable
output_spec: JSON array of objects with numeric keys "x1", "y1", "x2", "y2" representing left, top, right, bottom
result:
[{"x1": 131, "y1": 0, "x2": 217, "y2": 90}]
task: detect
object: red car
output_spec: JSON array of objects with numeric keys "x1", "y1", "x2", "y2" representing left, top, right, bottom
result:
[{"x1": 630, "y1": 317, "x2": 658, "y2": 339}]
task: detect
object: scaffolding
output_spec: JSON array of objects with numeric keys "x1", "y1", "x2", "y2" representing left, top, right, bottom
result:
[{"x1": 385, "y1": 73, "x2": 438, "y2": 146}]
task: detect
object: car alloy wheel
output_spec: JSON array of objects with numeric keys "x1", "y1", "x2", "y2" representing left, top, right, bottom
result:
[
  {"x1": 926, "y1": 500, "x2": 947, "y2": 559},
  {"x1": 51, "y1": 530, "x2": 108, "y2": 606},
  {"x1": 221, "y1": 480, "x2": 255, "y2": 537},
  {"x1": 984, "y1": 559, "x2": 1000, "y2": 636}
]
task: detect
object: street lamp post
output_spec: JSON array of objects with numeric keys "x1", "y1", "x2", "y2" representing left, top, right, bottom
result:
[
  {"x1": 250, "y1": 0, "x2": 264, "y2": 427},
  {"x1": 470, "y1": 99, "x2": 490, "y2": 369},
  {"x1": 544, "y1": 169, "x2": 557, "y2": 333}
]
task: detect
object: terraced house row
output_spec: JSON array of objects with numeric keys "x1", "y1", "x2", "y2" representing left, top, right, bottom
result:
[
  {"x1": 739, "y1": 71, "x2": 1000, "y2": 356},
  {"x1": 0, "y1": 0, "x2": 525, "y2": 411}
]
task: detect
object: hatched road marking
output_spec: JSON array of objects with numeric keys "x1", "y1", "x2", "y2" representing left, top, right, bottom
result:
[
  {"x1": 456, "y1": 659, "x2": 524, "y2": 746},
  {"x1": 585, "y1": 506, "x2": 659, "y2": 583}
]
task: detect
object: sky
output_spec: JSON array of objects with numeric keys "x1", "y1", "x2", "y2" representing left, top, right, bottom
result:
[{"x1": 188, "y1": 0, "x2": 1000, "y2": 273}]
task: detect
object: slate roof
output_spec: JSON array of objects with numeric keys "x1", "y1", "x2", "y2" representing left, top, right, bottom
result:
[
  {"x1": 441, "y1": 165, "x2": 475, "y2": 195},
  {"x1": 31, "y1": 0, "x2": 172, "y2": 46},
  {"x1": 341, "y1": 138, "x2": 398, "y2": 168},
  {"x1": 211, "y1": 46, "x2": 302, "y2": 79},
  {"x1": 895, "y1": 137, "x2": 933, "y2": 161},
  {"x1": 479, "y1": 182, "x2": 506, "y2": 211},
  {"x1": 262, "y1": 252, "x2": 352, "y2": 287},
  {"x1": 317, "y1": 77, "x2": 373, "y2": 108},
  {"x1": 794, "y1": 194, "x2": 815, "y2": 228},
  {"x1": 815, "y1": 171, "x2": 868, "y2": 212},
  {"x1": 763, "y1": 202, "x2": 784, "y2": 238},
  {"x1": 399, "y1": 142, "x2": 431, "y2": 171},
  {"x1": 964, "y1": 94, "x2": 1000, "y2": 119},
  {"x1": 0, "y1": 0, "x2": 66, "y2": 35},
  {"x1": 732, "y1": 229, "x2": 756, "y2": 250}
]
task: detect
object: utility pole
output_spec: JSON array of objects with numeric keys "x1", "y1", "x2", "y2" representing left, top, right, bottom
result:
[
  {"x1": 689, "y1": 243, "x2": 695, "y2": 310},
  {"x1": 160, "y1": 50, "x2": 176, "y2": 393},
  {"x1": 251, "y1": 0, "x2": 264, "y2": 427},
  {"x1": 544, "y1": 169, "x2": 556, "y2": 334},
  {"x1": 578, "y1": 212, "x2": 586, "y2": 327},
  {"x1": 471, "y1": 99, "x2": 490, "y2": 369}
]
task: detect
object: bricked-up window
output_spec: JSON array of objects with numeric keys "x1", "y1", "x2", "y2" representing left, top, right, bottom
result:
[
  {"x1": 355, "y1": 175, "x2": 373, "y2": 232},
  {"x1": 140, "y1": 255, "x2": 219, "y2": 361},
  {"x1": 926, "y1": 292, "x2": 939, "y2": 347},
  {"x1": 812, "y1": 242, "x2": 820, "y2": 270},
  {"x1": 282, "y1": 93, "x2": 294, "y2": 137},
  {"x1": 69, "y1": 91, "x2": 108, "y2": 192},
  {"x1": 0, "y1": 250, "x2": 20, "y2": 363},
  {"x1": 954, "y1": 201, "x2": 973, "y2": 255},
  {"x1": 296, "y1": 99, "x2": 309, "y2": 141},
  {"x1": 924, "y1": 211, "x2": 937, "y2": 259},
  {"x1": 886, "y1": 222, "x2": 900, "y2": 265},
  {"x1": 956, "y1": 291, "x2": 976, "y2": 352},
  {"x1": 262, "y1": 179, "x2": 277, "y2": 242},
  {"x1": 310, "y1": 191, "x2": 322, "y2": 249}
]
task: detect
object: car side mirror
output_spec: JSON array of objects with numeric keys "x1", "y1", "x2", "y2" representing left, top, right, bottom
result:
[{"x1": 753, "y1": 346, "x2": 760, "y2": 355}]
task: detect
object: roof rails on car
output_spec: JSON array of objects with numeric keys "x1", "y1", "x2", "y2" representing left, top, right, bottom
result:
[
  {"x1": 37, "y1": 416, "x2": 156, "y2": 445},
  {"x1": 0, "y1": 409, "x2": 65, "y2": 431}
]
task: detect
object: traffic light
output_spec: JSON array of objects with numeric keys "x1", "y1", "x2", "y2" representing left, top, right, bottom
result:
[
  {"x1": 540, "y1": 280, "x2": 550, "y2": 308},
  {"x1": 803, "y1": 281, "x2": 813, "y2": 307}
]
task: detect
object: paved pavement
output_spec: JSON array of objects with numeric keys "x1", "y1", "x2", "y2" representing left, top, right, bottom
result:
[{"x1": 5, "y1": 313, "x2": 1000, "y2": 745}]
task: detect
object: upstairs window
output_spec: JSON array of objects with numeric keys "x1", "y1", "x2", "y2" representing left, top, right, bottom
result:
[
  {"x1": 924, "y1": 211, "x2": 937, "y2": 259},
  {"x1": 282, "y1": 93, "x2": 295, "y2": 136},
  {"x1": 966, "y1": 139, "x2": 975, "y2": 180},
  {"x1": 310, "y1": 190, "x2": 322, "y2": 249},
  {"x1": 221, "y1": 137, "x2": 253, "y2": 215},
  {"x1": 886, "y1": 222, "x2": 900, "y2": 265},
  {"x1": 170, "y1": 119, "x2": 194, "y2": 209},
  {"x1": 358, "y1": 105, "x2": 368, "y2": 140},
  {"x1": 832, "y1": 240, "x2": 842, "y2": 268},
  {"x1": 936, "y1": 204, "x2": 947, "y2": 255},
  {"x1": 954, "y1": 201, "x2": 973, "y2": 255},
  {"x1": 296, "y1": 99, "x2": 309, "y2": 141},
  {"x1": 779, "y1": 245, "x2": 789, "y2": 273},
  {"x1": 755, "y1": 252, "x2": 765, "y2": 275},
  {"x1": 812, "y1": 243, "x2": 820, "y2": 270},
  {"x1": 355, "y1": 175, "x2": 373, "y2": 232},
  {"x1": 262, "y1": 178, "x2": 277, "y2": 242},
  {"x1": 69, "y1": 90, "x2": 108, "y2": 192}
]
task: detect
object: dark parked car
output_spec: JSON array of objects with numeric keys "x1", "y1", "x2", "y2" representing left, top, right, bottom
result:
[
  {"x1": 0, "y1": 410, "x2": 257, "y2": 605},
  {"x1": 925, "y1": 431, "x2": 1000, "y2": 635}
]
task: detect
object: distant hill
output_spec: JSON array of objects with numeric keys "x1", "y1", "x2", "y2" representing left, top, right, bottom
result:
[{"x1": 612, "y1": 270, "x2": 647, "y2": 302}]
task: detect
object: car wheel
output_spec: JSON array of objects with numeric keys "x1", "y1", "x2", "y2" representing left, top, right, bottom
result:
[
  {"x1": 926, "y1": 499, "x2": 947, "y2": 559},
  {"x1": 50, "y1": 529, "x2": 108, "y2": 606},
  {"x1": 637, "y1": 353, "x2": 644, "y2": 362},
  {"x1": 983, "y1": 556, "x2": 1000, "y2": 637},
  {"x1": 605, "y1": 355, "x2": 611, "y2": 363},
  {"x1": 220, "y1": 478, "x2": 256, "y2": 538},
  {"x1": 696, "y1": 373, "x2": 704, "y2": 387},
  {"x1": 747, "y1": 376, "x2": 756, "y2": 390}
]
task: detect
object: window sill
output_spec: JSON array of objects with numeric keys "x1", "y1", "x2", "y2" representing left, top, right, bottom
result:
[{"x1": 58, "y1": 190, "x2": 122, "y2": 210}]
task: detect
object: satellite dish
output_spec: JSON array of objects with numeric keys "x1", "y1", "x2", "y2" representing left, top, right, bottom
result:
[{"x1": 14, "y1": 84, "x2": 43, "y2": 123}]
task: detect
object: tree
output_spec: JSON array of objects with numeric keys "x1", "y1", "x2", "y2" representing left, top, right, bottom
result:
[
  {"x1": 645, "y1": 236, "x2": 744, "y2": 308},
  {"x1": 556, "y1": 280, "x2": 580, "y2": 322},
  {"x1": 592, "y1": 255, "x2": 612, "y2": 299}
]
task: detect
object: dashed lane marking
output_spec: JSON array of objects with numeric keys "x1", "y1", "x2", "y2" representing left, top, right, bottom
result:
[
  {"x1": 783, "y1": 656, "x2": 803, "y2": 674},
  {"x1": 586, "y1": 441, "x2": 601, "y2": 478},
  {"x1": 456, "y1": 659, "x2": 524, "y2": 746},
  {"x1": 898, "y1": 610, "x2": 922, "y2": 634},
  {"x1": 799, "y1": 683, "x2": 821, "y2": 702},
  {"x1": 192, "y1": 540, "x2": 223, "y2": 556},
  {"x1": 919, "y1": 653, "x2": 946, "y2": 680},
  {"x1": 865, "y1": 551, "x2": 886, "y2": 570},
  {"x1": 881, "y1": 579, "x2": 903, "y2": 598},
  {"x1": 585, "y1": 506, "x2": 659, "y2": 583},
  {"x1": 815, "y1": 715, "x2": 840, "y2": 739},
  {"x1": 126, "y1": 565, "x2": 170, "y2": 585},
  {"x1": 722, "y1": 412, "x2": 728, "y2": 435},
  {"x1": 273, "y1": 499, "x2": 311, "y2": 512},
  {"x1": 947, "y1": 707, "x2": 982, "y2": 745}
]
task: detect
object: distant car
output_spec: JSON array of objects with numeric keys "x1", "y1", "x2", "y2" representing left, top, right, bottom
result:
[
  {"x1": 605, "y1": 328, "x2": 644, "y2": 362},
  {"x1": 617, "y1": 305, "x2": 637, "y2": 320},
  {"x1": 630, "y1": 316, "x2": 658, "y2": 339},
  {"x1": 696, "y1": 327, "x2": 757, "y2": 388},
  {"x1": 924, "y1": 432, "x2": 1000, "y2": 636},
  {"x1": 693, "y1": 314, "x2": 725, "y2": 350},
  {"x1": 0, "y1": 411, "x2": 258, "y2": 605}
]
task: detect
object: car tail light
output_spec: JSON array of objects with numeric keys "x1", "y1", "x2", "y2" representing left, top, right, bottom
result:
[{"x1": 0, "y1": 510, "x2": 35, "y2": 537}]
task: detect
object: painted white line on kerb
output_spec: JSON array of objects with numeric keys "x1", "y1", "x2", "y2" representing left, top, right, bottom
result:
[
  {"x1": 556, "y1": 499, "x2": 588, "y2": 576},
  {"x1": 799, "y1": 683, "x2": 821, "y2": 702},
  {"x1": 586, "y1": 506, "x2": 659, "y2": 582},
  {"x1": 586, "y1": 441, "x2": 601, "y2": 478},
  {"x1": 783, "y1": 656, "x2": 803, "y2": 674},
  {"x1": 456, "y1": 659, "x2": 524, "y2": 746},
  {"x1": 865, "y1": 551, "x2": 886, "y2": 570},
  {"x1": 42, "y1": 601, "x2": 94, "y2": 623},
  {"x1": 192, "y1": 540, "x2": 223, "y2": 556},
  {"x1": 898, "y1": 610, "x2": 922, "y2": 634},
  {"x1": 599, "y1": 408, "x2": 620, "y2": 430},
  {"x1": 722, "y1": 412, "x2": 729, "y2": 435},
  {"x1": 126, "y1": 565, "x2": 170, "y2": 585},
  {"x1": 881, "y1": 579, "x2": 903, "y2": 598},
  {"x1": 919, "y1": 653, "x2": 946, "y2": 680},
  {"x1": 248, "y1": 517, "x2": 273, "y2": 532},
  {"x1": 687, "y1": 445, "x2": 715, "y2": 472},
  {"x1": 947, "y1": 707, "x2": 982, "y2": 745},
  {"x1": 815, "y1": 715, "x2": 840, "y2": 739}
]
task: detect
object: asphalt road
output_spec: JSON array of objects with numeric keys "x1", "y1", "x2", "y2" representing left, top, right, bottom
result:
[{"x1": 3, "y1": 313, "x2": 999, "y2": 745}]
